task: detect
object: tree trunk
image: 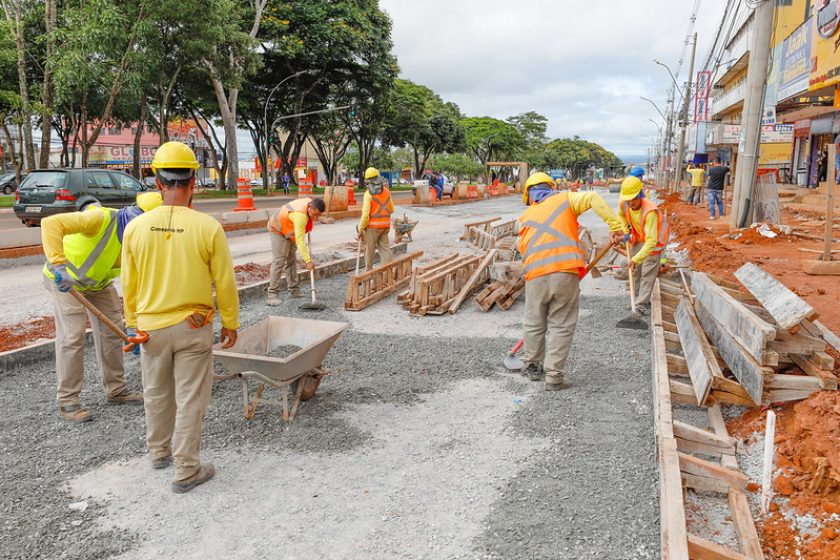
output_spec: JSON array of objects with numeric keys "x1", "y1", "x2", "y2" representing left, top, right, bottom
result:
[
  {"x1": 3, "y1": 1, "x2": 36, "y2": 170},
  {"x1": 39, "y1": 0, "x2": 56, "y2": 168},
  {"x1": 210, "y1": 75, "x2": 239, "y2": 190},
  {"x1": 132, "y1": 96, "x2": 146, "y2": 178},
  {"x1": 1, "y1": 120, "x2": 20, "y2": 181},
  {"x1": 80, "y1": 93, "x2": 89, "y2": 168}
]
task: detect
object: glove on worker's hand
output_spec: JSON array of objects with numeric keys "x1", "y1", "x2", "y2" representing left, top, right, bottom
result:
[
  {"x1": 52, "y1": 264, "x2": 77, "y2": 293},
  {"x1": 126, "y1": 328, "x2": 141, "y2": 356}
]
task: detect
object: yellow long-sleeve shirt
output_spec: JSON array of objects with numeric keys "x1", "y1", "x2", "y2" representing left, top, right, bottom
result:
[
  {"x1": 121, "y1": 206, "x2": 240, "y2": 331},
  {"x1": 289, "y1": 211, "x2": 312, "y2": 262},
  {"x1": 568, "y1": 191, "x2": 624, "y2": 232},
  {"x1": 41, "y1": 207, "x2": 111, "y2": 266},
  {"x1": 618, "y1": 203, "x2": 659, "y2": 264},
  {"x1": 358, "y1": 190, "x2": 394, "y2": 231}
]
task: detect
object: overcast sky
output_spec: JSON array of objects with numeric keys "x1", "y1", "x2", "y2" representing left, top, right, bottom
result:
[{"x1": 380, "y1": 0, "x2": 723, "y2": 159}]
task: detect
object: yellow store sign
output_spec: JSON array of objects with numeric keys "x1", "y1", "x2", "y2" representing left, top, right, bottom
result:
[{"x1": 810, "y1": 1, "x2": 840, "y2": 90}]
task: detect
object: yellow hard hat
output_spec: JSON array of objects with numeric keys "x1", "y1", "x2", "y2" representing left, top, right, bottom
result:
[
  {"x1": 620, "y1": 177, "x2": 644, "y2": 201},
  {"x1": 522, "y1": 171, "x2": 556, "y2": 204},
  {"x1": 364, "y1": 167, "x2": 380, "y2": 180},
  {"x1": 151, "y1": 142, "x2": 200, "y2": 176},
  {"x1": 137, "y1": 192, "x2": 163, "y2": 212}
]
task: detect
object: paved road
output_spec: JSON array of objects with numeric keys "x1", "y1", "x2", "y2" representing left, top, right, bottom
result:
[{"x1": 0, "y1": 191, "x2": 414, "y2": 231}]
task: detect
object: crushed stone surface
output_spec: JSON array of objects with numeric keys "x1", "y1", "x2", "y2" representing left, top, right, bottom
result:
[{"x1": 0, "y1": 193, "x2": 660, "y2": 559}]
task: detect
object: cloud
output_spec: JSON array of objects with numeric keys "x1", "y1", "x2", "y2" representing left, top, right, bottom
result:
[{"x1": 380, "y1": 0, "x2": 723, "y2": 157}]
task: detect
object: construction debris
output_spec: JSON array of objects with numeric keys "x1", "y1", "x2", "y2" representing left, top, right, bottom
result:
[
  {"x1": 392, "y1": 213, "x2": 418, "y2": 243},
  {"x1": 398, "y1": 252, "x2": 493, "y2": 316},
  {"x1": 344, "y1": 251, "x2": 423, "y2": 311}
]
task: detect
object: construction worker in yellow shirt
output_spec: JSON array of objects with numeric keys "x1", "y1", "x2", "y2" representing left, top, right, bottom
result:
[
  {"x1": 358, "y1": 167, "x2": 394, "y2": 271},
  {"x1": 266, "y1": 197, "x2": 326, "y2": 306},
  {"x1": 518, "y1": 172, "x2": 625, "y2": 390},
  {"x1": 41, "y1": 191, "x2": 163, "y2": 422},
  {"x1": 121, "y1": 142, "x2": 240, "y2": 494},
  {"x1": 618, "y1": 176, "x2": 670, "y2": 315}
]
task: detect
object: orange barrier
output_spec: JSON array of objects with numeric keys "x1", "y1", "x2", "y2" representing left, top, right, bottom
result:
[
  {"x1": 234, "y1": 178, "x2": 256, "y2": 212},
  {"x1": 298, "y1": 177, "x2": 313, "y2": 197},
  {"x1": 345, "y1": 180, "x2": 356, "y2": 205},
  {"x1": 466, "y1": 185, "x2": 479, "y2": 199},
  {"x1": 487, "y1": 183, "x2": 497, "y2": 197},
  {"x1": 429, "y1": 187, "x2": 439, "y2": 202}
]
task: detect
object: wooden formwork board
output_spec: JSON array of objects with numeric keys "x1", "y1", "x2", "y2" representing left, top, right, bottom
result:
[
  {"x1": 401, "y1": 253, "x2": 489, "y2": 316},
  {"x1": 467, "y1": 226, "x2": 497, "y2": 251},
  {"x1": 459, "y1": 216, "x2": 500, "y2": 240},
  {"x1": 344, "y1": 251, "x2": 423, "y2": 311}
]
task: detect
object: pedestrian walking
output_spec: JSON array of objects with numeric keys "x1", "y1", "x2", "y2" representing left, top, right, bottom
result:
[
  {"x1": 706, "y1": 157, "x2": 729, "y2": 220},
  {"x1": 518, "y1": 172, "x2": 624, "y2": 390},
  {"x1": 358, "y1": 167, "x2": 394, "y2": 271},
  {"x1": 41, "y1": 192, "x2": 163, "y2": 422},
  {"x1": 266, "y1": 197, "x2": 326, "y2": 306},
  {"x1": 282, "y1": 171, "x2": 291, "y2": 195},
  {"x1": 618, "y1": 177, "x2": 670, "y2": 315},
  {"x1": 121, "y1": 141, "x2": 240, "y2": 493}
]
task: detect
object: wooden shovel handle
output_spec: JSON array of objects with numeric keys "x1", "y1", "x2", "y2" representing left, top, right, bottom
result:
[
  {"x1": 584, "y1": 243, "x2": 613, "y2": 277},
  {"x1": 68, "y1": 289, "x2": 129, "y2": 342},
  {"x1": 626, "y1": 241, "x2": 637, "y2": 312}
]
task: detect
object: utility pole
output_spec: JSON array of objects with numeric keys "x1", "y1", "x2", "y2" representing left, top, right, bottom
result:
[
  {"x1": 662, "y1": 87, "x2": 675, "y2": 188},
  {"x1": 673, "y1": 32, "x2": 698, "y2": 194},
  {"x1": 731, "y1": 0, "x2": 775, "y2": 229}
]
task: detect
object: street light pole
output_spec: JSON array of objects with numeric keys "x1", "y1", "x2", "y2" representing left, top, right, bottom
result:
[
  {"x1": 673, "y1": 33, "x2": 698, "y2": 194},
  {"x1": 263, "y1": 70, "x2": 310, "y2": 194}
]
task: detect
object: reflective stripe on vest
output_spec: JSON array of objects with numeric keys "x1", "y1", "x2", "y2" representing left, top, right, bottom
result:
[
  {"x1": 268, "y1": 198, "x2": 312, "y2": 240},
  {"x1": 623, "y1": 199, "x2": 669, "y2": 255},
  {"x1": 368, "y1": 188, "x2": 392, "y2": 229},
  {"x1": 43, "y1": 207, "x2": 121, "y2": 291},
  {"x1": 518, "y1": 192, "x2": 585, "y2": 281}
]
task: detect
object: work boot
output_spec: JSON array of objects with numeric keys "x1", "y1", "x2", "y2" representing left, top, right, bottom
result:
[
  {"x1": 288, "y1": 288, "x2": 304, "y2": 299},
  {"x1": 172, "y1": 463, "x2": 215, "y2": 494},
  {"x1": 59, "y1": 405, "x2": 92, "y2": 423},
  {"x1": 521, "y1": 363, "x2": 544, "y2": 382},
  {"x1": 545, "y1": 379, "x2": 572, "y2": 391},
  {"x1": 107, "y1": 389, "x2": 144, "y2": 405},
  {"x1": 151, "y1": 454, "x2": 172, "y2": 470},
  {"x1": 267, "y1": 295, "x2": 282, "y2": 307}
]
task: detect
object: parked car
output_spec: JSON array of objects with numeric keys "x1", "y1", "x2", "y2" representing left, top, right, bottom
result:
[
  {"x1": 14, "y1": 168, "x2": 153, "y2": 227},
  {"x1": 411, "y1": 176, "x2": 454, "y2": 198},
  {"x1": 0, "y1": 172, "x2": 18, "y2": 195}
]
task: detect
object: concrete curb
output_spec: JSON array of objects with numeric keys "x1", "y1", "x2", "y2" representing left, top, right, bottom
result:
[{"x1": 0, "y1": 243, "x2": 408, "y2": 375}]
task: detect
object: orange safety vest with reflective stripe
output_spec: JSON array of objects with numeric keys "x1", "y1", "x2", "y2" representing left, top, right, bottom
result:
[
  {"x1": 268, "y1": 198, "x2": 313, "y2": 241},
  {"x1": 622, "y1": 199, "x2": 670, "y2": 256},
  {"x1": 518, "y1": 192, "x2": 586, "y2": 281},
  {"x1": 368, "y1": 188, "x2": 392, "y2": 229}
]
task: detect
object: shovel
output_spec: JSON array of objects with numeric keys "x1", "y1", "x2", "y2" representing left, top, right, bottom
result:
[
  {"x1": 504, "y1": 243, "x2": 613, "y2": 370},
  {"x1": 616, "y1": 241, "x2": 648, "y2": 330},
  {"x1": 300, "y1": 233, "x2": 326, "y2": 311},
  {"x1": 68, "y1": 288, "x2": 149, "y2": 352}
]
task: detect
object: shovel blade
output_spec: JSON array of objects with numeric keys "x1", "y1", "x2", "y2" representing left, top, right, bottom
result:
[
  {"x1": 504, "y1": 354, "x2": 524, "y2": 371},
  {"x1": 616, "y1": 312, "x2": 647, "y2": 330}
]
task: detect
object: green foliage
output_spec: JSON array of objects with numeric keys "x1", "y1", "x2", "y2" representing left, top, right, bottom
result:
[
  {"x1": 507, "y1": 111, "x2": 548, "y2": 148},
  {"x1": 461, "y1": 116, "x2": 524, "y2": 167},
  {"x1": 429, "y1": 152, "x2": 484, "y2": 181},
  {"x1": 542, "y1": 138, "x2": 624, "y2": 176}
]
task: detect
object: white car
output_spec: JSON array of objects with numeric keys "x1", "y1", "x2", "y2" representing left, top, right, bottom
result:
[{"x1": 412, "y1": 178, "x2": 454, "y2": 198}]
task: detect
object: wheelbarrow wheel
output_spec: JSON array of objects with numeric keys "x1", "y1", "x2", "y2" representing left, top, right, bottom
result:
[{"x1": 299, "y1": 373, "x2": 322, "y2": 401}]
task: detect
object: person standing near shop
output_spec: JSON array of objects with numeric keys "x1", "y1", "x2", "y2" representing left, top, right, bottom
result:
[
  {"x1": 686, "y1": 164, "x2": 705, "y2": 205},
  {"x1": 706, "y1": 158, "x2": 730, "y2": 220}
]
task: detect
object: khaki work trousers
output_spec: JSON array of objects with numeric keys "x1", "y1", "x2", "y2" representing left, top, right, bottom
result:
[
  {"x1": 141, "y1": 320, "x2": 214, "y2": 481},
  {"x1": 268, "y1": 234, "x2": 300, "y2": 295},
  {"x1": 364, "y1": 228, "x2": 393, "y2": 271},
  {"x1": 45, "y1": 278, "x2": 126, "y2": 407},
  {"x1": 630, "y1": 243, "x2": 662, "y2": 310},
  {"x1": 522, "y1": 272, "x2": 580, "y2": 385}
]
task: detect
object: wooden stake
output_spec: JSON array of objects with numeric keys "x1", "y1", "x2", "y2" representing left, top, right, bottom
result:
[
  {"x1": 760, "y1": 410, "x2": 776, "y2": 514},
  {"x1": 825, "y1": 144, "x2": 836, "y2": 262}
]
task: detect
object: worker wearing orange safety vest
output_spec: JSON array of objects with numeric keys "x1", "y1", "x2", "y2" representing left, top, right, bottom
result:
[
  {"x1": 358, "y1": 167, "x2": 394, "y2": 271},
  {"x1": 618, "y1": 176, "x2": 670, "y2": 314},
  {"x1": 518, "y1": 172, "x2": 625, "y2": 390},
  {"x1": 266, "y1": 197, "x2": 326, "y2": 306}
]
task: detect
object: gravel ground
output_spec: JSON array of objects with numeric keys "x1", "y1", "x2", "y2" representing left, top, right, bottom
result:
[{"x1": 0, "y1": 193, "x2": 660, "y2": 559}]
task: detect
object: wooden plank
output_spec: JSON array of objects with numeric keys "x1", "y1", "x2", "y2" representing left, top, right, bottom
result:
[
  {"x1": 676, "y1": 437, "x2": 735, "y2": 458},
  {"x1": 811, "y1": 320, "x2": 840, "y2": 353},
  {"x1": 710, "y1": 390, "x2": 761, "y2": 408},
  {"x1": 675, "y1": 299, "x2": 721, "y2": 405},
  {"x1": 682, "y1": 473, "x2": 730, "y2": 494},
  {"x1": 678, "y1": 453, "x2": 748, "y2": 489},
  {"x1": 663, "y1": 320, "x2": 678, "y2": 333},
  {"x1": 352, "y1": 251, "x2": 423, "y2": 282},
  {"x1": 667, "y1": 353, "x2": 690, "y2": 377},
  {"x1": 767, "y1": 389, "x2": 818, "y2": 403},
  {"x1": 812, "y1": 351, "x2": 835, "y2": 370},
  {"x1": 737, "y1": 260, "x2": 825, "y2": 328},
  {"x1": 673, "y1": 420, "x2": 736, "y2": 454},
  {"x1": 769, "y1": 330, "x2": 827, "y2": 354},
  {"x1": 766, "y1": 374, "x2": 823, "y2": 391},
  {"x1": 791, "y1": 354, "x2": 838, "y2": 390},
  {"x1": 670, "y1": 380, "x2": 698, "y2": 404},
  {"x1": 728, "y1": 490, "x2": 765, "y2": 559},
  {"x1": 448, "y1": 249, "x2": 497, "y2": 314},
  {"x1": 687, "y1": 534, "x2": 753, "y2": 560},
  {"x1": 691, "y1": 272, "x2": 777, "y2": 364},
  {"x1": 345, "y1": 276, "x2": 412, "y2": 311}
]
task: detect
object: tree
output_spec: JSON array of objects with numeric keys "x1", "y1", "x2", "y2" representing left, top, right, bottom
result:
[
  {"x1": 381, "y1": 79, "x2": 465, "y2": 176},
  {"x1": 507, "y1": 111, "x2": 548, "y2": 148},
  {"x1": 429, "y1": 152, "x2": 484, "y2": 183},
  {"x1": 0, "y1": 0, "x2": 35, "y2": 170},
  {"x1": 543, "y1": 138, "x2": 623, "y2": 179},
  {"x1": 461, "y1": 116, "x2": 524, "y2": 179}
]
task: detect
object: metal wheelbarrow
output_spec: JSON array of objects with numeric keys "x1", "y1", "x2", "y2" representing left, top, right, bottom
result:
[{"x1": 213, "y1": 316, "x2": 348, "y2": 423}]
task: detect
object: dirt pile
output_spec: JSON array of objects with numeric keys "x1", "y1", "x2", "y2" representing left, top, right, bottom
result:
[
  {"x1": 234, "y1": 262, "x2": 271, "y2": 285},
  {"x1": 0, "y1": 316, "x2": 56, "y2": 353},
  {"x1": 727, "y1": 393, "x2": 840, "y2": 559}
]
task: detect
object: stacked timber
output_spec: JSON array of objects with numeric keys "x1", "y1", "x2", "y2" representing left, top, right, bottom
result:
[
  {"x1": 398, "y1": 250, "x2": 497, "y2": 316},
  {"x1": 660, "y1": 263, "x2": 840, "y2": 409},
  {"x1": 474, "y1": 277, "x2": 525, "y2": 311},
  {"x1": 344, "y1": 251, "x2": 423, "y2": 311}
]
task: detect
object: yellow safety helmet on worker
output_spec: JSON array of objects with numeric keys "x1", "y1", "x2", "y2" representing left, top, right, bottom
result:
[
  {"x1": 620, "y1": 176, "x2": 644, "y2": 201},
  {"x1": 364, "y1": 167, "x2": 380, "y2": 180},
  {"x1": 151, "y1": 141, "x2": 200, "y2": 182},
  {"x1": 522, "y1": 171, "x2": 557, "y2": 205}
]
